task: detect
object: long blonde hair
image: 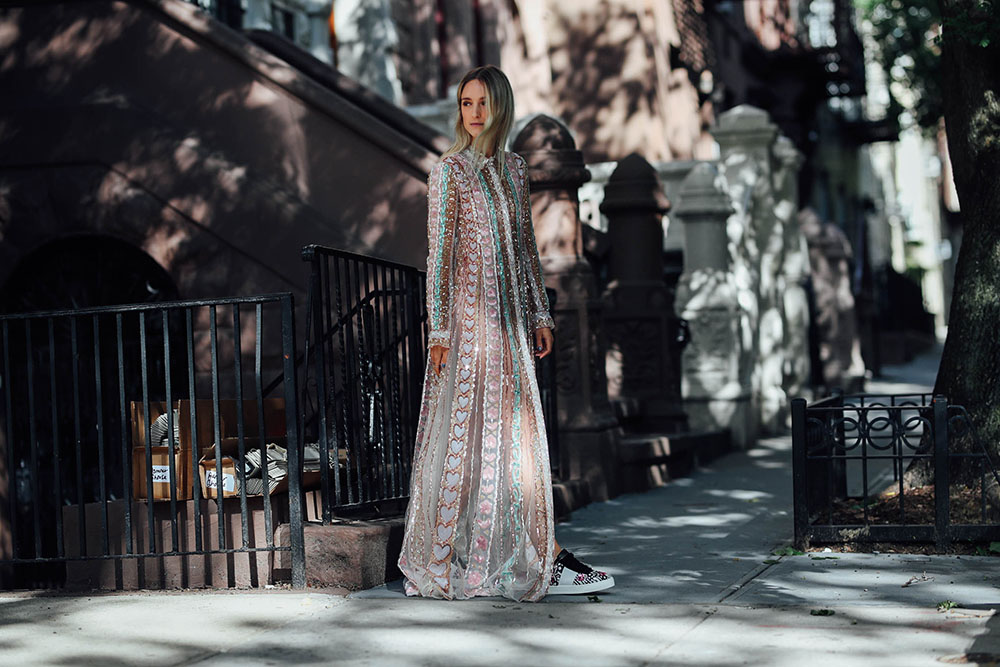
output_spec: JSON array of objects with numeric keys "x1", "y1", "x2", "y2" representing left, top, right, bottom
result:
[{"x1": 442, "y1": 65, "x2": 515, "y2": 167}]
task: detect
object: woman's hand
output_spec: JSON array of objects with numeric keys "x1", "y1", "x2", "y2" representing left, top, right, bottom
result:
[
  {"x1": 430, "y1": 345, "x2": 449, "y2": 375},
  {"x1": 535, "y1": 327, "x2": 554, "y2": 359}
]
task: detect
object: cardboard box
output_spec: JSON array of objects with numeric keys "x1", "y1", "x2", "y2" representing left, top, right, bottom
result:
[
  {"x1": 199, "y1": 455, "x2": 241, "y2": 499},
  {"x1": 132, "y1": 445, "x2": 193, "y2": 501},
  {"x1": 130, "y1": 400, "x2": 220, "y2": 501},
  {"x1": 130, "y1": 399, "x2": 223, "y2": 454},
  {"x1": 131, "y1": 398, "x2": 285, "y2": 500}
]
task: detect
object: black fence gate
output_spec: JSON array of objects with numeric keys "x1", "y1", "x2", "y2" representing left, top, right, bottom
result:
[{"x1": 0, "y1": 294, "x2": 304, "y2": 588}]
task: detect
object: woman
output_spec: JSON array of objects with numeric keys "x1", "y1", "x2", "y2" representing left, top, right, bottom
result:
[{"x1": 398, "y1": 65, "x2": 614, "y2": 601}]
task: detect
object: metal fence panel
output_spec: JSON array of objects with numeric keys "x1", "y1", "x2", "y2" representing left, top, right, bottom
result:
[
  {"x1": 792, "y1": 393, "x2": 1000, "y2": 548},
  {"x1": 301, "y1": 245, "x2": 561, "y2": 519},
  {"x1": 0, "y1": 294, "x2": 304, "y2": 589}
]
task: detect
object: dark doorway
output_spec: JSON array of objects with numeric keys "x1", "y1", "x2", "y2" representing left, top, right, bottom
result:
[{"x1": 0, "y1": 235, "x2": 182, "y2": 587}]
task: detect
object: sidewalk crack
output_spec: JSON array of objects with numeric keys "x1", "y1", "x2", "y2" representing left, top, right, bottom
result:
[{"x1": 641, "y1": 605, "x2": 720, "y2": 666}]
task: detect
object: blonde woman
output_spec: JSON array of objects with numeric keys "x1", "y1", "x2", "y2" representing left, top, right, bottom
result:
[{"x1": 398, "y1": 65, "x2": 615, "y2": 601}]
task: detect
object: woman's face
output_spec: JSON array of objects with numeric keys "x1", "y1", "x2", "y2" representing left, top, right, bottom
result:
[{"x1": 461, "y1": 79, "x2": 488, "y2": 139}]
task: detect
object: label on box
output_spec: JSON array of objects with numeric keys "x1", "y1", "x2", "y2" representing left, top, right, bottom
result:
[
  {"x1": 151, "y1": 465, "x2": 174, "y2": 484},
  {"x1": 204, "y1": 469, "x2": 236, "y2": 492}
]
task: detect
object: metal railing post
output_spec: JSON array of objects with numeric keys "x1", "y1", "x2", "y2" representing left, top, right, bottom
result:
[
  {"x1": 791, "y1": 397, "x2": 809, "y2": 549},
  {"x1": 933, "y1": 395, "x2": 951, "y2": 548},
  {"x1": 281, "y1": 294, "x2": 306, "y2": 589}
]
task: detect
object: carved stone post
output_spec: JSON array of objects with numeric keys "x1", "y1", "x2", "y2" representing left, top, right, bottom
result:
[
  {"x1": 600, "y1": 154, "x2": 685, "y2": 431},
  {"x1": 711, "y1": 105, "x2": 780, "y2": 444},
  {"x1": 672, "y1": 163, "x2": 752, "y2": 448},
  {"x1": 772, "y1": 136, "x2": 810, "y2": 407},
  {"x1": 512, "y1": 115, "x2": 622, "y2": 503}
]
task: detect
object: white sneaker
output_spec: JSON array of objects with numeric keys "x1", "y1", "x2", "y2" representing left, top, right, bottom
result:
[{"x1": 548, "y1": 550, "x2": 615, "y2": 595}]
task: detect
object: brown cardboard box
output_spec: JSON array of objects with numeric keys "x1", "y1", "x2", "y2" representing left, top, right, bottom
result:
[
  {"x1": 130, "y1": 399, "x2": 223, "y2": 453},
  {"x1": 199, "y1": 455, "x2": 241, "y2": 499},
  {"x1": 199, "y1": 435, "x2": 287, "y2": 498},
  {"x1": 130, "y1": 400, "x2": 224, "y2": 501},
  {"x1": 132, "y1": 446, "x2": 193, "y2": 501},
  {"x1": 132, "y1": 398, "x2": 287, "y2": 500}
]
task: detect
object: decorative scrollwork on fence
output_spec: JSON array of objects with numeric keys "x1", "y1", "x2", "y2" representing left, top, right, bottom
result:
[{"x1": 805, "y1": 406, "x2": 931, "y2": 457}]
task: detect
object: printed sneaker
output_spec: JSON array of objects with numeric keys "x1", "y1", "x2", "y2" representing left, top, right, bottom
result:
[{"x1": 547, "y1": 549, "x2": 615, "y2": 595}]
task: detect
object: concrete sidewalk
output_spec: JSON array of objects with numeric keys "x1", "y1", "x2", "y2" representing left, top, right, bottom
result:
[{"x1": 2, "y1": 343, "x2": 999, "y2": 666}]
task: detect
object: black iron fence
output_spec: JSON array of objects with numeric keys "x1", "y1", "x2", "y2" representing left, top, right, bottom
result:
[
  {"x1": 1, "y1": 243, "x2": 564, "y2": 587},
  {"x1": 300, "y1": 245, "x2": 427, "y2": 520},
  {"x1": 792, "y1": 393, "x2": 1000, "y2": 548},
  {"x1": 300, "y1": 245, "x2": 561, "y2": 521},
  {"x1": 0, "y1": 294, "x2": 304, "y2": 588}
]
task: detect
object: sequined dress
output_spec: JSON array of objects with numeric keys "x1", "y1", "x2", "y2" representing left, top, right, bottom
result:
[{"x1": 398, "y1": 149, "x2": 556, "y2": 602}]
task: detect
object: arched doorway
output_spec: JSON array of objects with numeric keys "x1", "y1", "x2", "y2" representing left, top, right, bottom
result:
[
  {"x1": 0, "y1": 236, "x2": 183, "y2": 586},
  {"x1": 0, "y1": 235, "x2": 179, "y2": 314}
]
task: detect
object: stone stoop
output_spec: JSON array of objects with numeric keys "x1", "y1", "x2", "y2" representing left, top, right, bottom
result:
[
  {"x1": 552, "y1": 477, "x2": 593, "y2": 520},
  {"x1": 618, "y1": 430, "x2": 731, "y2": 493},
  {"x1": 274, "y1": 519, "x2": 405, "y2": 591}
]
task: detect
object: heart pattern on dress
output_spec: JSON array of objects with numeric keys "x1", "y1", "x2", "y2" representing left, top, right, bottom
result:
[{"x1": 432, "y1": 544, "x2": 450, "y2": 561}]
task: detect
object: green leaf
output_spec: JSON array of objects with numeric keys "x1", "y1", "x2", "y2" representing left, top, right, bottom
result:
[
  {"x1": 772, "y1": 546, "x2": 805, "y2": 557},
  {"x1": 937, "y1": 600, "x2": 959, "y2": 611},
  {"x1": 988, "y1": 542, "x2": 1000, "y2": 553},
  {"x1": 810, "y1": 609, "x2": 836, "y2": 616},
  {"x1": 763, "y1": 559, "x2": 780, "y2": 565}
]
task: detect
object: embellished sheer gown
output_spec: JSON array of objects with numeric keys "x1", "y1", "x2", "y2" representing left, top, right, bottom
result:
[{"x1": 398, "y1": 149, "x2": 556, "y2": 602}]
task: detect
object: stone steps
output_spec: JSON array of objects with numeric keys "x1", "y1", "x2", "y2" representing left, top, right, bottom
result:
[{"x1": 618, "y1": 429, "x2": 731, "y2": 493}]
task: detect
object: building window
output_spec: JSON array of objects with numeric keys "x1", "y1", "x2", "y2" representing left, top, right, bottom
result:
[{"x1": 272, "y1": 5, "x2": 295, "y2": 40}]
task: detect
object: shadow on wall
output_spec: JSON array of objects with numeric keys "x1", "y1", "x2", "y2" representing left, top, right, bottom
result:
[
  {"x1": 0, "y1": 0, "x2": 437, "y2": 305},
  {"x1": 547, "y1": 2, "x2": 688, "y2": 164}
]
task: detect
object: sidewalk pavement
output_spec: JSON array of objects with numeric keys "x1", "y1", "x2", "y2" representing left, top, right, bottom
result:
[{"x1": 2, "y1": 344, "x2": 999, "y2": 666}]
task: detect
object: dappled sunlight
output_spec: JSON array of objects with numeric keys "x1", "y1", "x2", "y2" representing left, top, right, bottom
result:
[
  {"x1": 1, "y1": 590, "x2": 991, "y2": 666},
  {"x1": 704, "y1": 488, "x2": 773, "y2": 501}
]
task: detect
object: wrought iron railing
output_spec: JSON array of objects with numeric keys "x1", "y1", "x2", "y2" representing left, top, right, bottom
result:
[
  {"x1": 0, "y1": 295, "x2": 304, "y2": 588},
  {"x1": 300, "y1": 245, "x2": 427, "y2": 520},
  {"x1": 792, "y1": 393, "x2": 1000, "y2": 548},
  {"x1": 300, "y1": 245, "x2": 561, "y2": 520}
]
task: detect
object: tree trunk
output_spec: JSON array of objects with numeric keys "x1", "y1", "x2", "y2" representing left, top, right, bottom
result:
[{"x1": 904, "y1": 0, "x2": 1000, "y2": 503}]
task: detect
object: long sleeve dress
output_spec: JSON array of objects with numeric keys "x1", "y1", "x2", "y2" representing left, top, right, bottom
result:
[{"x1": 398, "y1": 149, "x2": 557, "y2": 602}]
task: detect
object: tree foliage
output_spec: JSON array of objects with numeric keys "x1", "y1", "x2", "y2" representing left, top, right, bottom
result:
[
  {"x1": 857, "y1": 0, "x2": 998, "y2": 131},
  {"x1": 857, "y1": 0, "x2": 942, "y2": 129}
]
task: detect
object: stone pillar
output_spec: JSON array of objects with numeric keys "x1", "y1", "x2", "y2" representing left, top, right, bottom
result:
[
  {"x1": 772, "y1": 136, "x2": 811, "y2": 406},
  {"x1": 799, "y1": 208, "x2": 868, "y2": 392},
  {"x1": 672, "y1": 163, "x2": 752, "y2": 447},
  {"x1": 711, "y1": 105, "x2": 779, "y2": 444},
  {"x1": 600, "y1": 154, "x2": 685, "y2": 432},
  {"x1": 512, "y1": 115, "x2": 622, "y2": 503}
]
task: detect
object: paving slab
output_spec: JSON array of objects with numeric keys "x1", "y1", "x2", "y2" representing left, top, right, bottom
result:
[{"x1": 730, "y1": 553, "x2": 1000, "y2": 607}]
